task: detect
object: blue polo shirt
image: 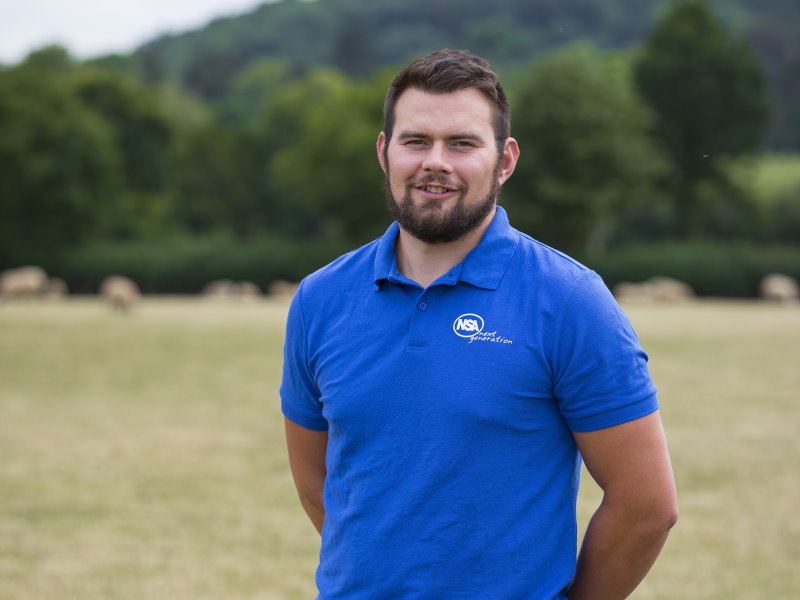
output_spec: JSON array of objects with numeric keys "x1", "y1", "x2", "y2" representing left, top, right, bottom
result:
[{"x1": 280, "y1": 206, "x2": 657, "y2": 600}]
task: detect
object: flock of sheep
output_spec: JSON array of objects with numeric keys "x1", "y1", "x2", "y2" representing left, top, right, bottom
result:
[
  {"x1": 612, "y1": 273, "x2": 799, "y2": 303},
  {"x1": 0, "y1": 265, "x2": 797, "y2": 309},
  {"x1": 0, "y1": 265, "x2": 299, "y2": 312}
]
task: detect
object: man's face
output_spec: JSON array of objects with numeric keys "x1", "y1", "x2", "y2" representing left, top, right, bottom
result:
[{"x1": 377, "y1": 88, "x2": 518, "y2": 244}]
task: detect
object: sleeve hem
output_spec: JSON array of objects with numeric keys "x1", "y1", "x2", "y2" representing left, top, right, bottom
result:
[
  {"x1": 567, "y1": 393, "x2": 659, "y2": 433},
  {"x1": 281, "y1": 400, "x2": 329, "y2": 431}
]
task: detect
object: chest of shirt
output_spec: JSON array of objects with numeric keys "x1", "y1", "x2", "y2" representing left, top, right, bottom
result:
[{"x1": 304, "y1": 281, "x2": 564, "y2": 436}]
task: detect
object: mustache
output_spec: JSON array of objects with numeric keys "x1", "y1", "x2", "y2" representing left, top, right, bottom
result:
[{"x1": 408, "y1": 174, "x2": 465, "y2": 190}]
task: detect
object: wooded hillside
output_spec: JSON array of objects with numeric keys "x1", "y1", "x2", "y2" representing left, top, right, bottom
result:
[{"x1": 119, "y1": 0, "x2": 799, "y2": 150}]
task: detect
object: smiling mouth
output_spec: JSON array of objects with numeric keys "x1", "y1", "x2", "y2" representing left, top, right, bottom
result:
[{"x1": 420, "y1": 185, "x2": 450, "y2": 194}]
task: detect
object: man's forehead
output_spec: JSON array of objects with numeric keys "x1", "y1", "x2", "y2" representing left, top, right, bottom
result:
[{"x1": 393, "y1": 87, "x2": 494, "y2": 130}]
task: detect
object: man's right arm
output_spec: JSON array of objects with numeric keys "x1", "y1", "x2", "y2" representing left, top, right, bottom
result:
[{"x1": 284, "y1": 417, "x2": 328, "y2": 534}]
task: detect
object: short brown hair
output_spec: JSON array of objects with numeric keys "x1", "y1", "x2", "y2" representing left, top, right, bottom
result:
[{"x1": 382, "y1": 49, "x2": 511, "y2": 153}]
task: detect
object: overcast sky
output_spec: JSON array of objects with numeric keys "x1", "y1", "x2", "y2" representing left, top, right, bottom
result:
[{"x1": 1, "y1": 0, "x2": 267, "y2": 64}]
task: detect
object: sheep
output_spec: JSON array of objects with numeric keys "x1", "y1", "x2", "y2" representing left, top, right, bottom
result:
[
  {"x1": 202, "y1": 279, "x2": 239, "y2": 300},
  {"x1": 268, "y1": 279, "x2": 299, "y2": 298},
  {"x1": 613, "y1": 276, "x2": 695, "y2": 303},
  {"x1": 238, "y1": 281, "x2": 262, "y2": 301},
  {"x1": 759, "y1": 273, "x2": 799, "y2": 303},
  {"x1": 99, "y1": 275, "x2": 141, "y2": 312},
  {"x1": 202, "y1": 280, "x2": 263, "y2": 301},
  {"x1": 47, "y1": 277, "x2": 68, "y2": 300},
  {"x1": 0, "y1": 265, "x2": 49, "y2": 301}
]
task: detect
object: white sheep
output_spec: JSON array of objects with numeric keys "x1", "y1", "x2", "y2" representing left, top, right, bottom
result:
[
  {"x1": 0, "y1": 265, "x2": 49, "y2": 301},
  {"x1": 613, "y1": 276, "x2": 695, "y2": 303},
  {"x1": 759, "y1": 273, "x2": 799, "y2": 303},
  {"x1": 99, "y1": 275, "x2": 141, "y2": 312}
]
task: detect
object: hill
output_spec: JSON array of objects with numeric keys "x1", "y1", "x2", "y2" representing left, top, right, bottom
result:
[{"x1": 119, "y1": 0, "x2": 798, "y2": 149}]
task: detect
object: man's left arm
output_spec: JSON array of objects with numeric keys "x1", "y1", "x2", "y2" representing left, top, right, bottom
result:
[{"x1": 567, "y1": 410, "x2": 678, "y2": 600}]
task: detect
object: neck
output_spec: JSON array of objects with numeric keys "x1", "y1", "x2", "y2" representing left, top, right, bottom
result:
[{"x1": 395, "y1": 208, "x2": 495, "y2": 288}]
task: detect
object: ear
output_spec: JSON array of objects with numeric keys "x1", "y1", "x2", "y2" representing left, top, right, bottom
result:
[
  {"x1": 376, "y1": 131, "x2": 388, "y2": 174},
  {"x1": 497, "y1": 137, "x2": 520, "y2": 185}
]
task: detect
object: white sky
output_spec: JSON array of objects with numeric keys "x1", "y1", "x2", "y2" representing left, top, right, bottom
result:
[{"x1": 0, "y1": 0, "x2": 267, "y2": 64}]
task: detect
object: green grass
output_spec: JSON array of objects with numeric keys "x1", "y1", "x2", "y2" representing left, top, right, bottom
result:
[
  {"x1": 733, "y1": 153, "x2": 800, "y2": 206},
  {"x1": 1, "y1": 297, "x2": 799, "y2": 599}
]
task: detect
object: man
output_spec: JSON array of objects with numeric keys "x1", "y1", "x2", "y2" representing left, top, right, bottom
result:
[{"x1": 281, "y1": 49, "x2": 677, "y2": 599}]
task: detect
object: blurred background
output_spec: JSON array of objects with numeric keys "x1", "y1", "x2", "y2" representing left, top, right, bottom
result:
[
  {"x1": 1, "y1": 0, "x2": 798, "y2": 296},
  {"x1": 1, "y1": 1, "x2": 799, "y2": 599}
]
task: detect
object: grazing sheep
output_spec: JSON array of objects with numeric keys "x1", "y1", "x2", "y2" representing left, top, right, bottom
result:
[
  {"x1": 612, "y1": 281, "x2": 656, "y2": 303},
  {"x1": 647, "y1": 277, "x2": 696, "y2": 302},
  {"x1": 268, "y1": 279, "x2": 299, "y2": 298},
  {"x1": 238, "y1": 281, "x2": 262, "y2": 301},
  {"x1": 202, "y1": 280, "x2": 263, "y2": 301},
  {"x1": 47, "y1": 277, "x2": 68, "y2": 300},
  {"x1": 613, "y1": 276, "x2": 695, "y2": 303},
  {"x1": 0, "y1": 265, "x2": 49, "y2": 300},
  {"x1": 202, "y1": 279, "x2": 239, "y2": 300},
  {"x1": 759, "y1": 273, "x2": 799, "y2": 303},
  {"x1": 99, "y1": 275, "x2": 141, "y2": 312}
]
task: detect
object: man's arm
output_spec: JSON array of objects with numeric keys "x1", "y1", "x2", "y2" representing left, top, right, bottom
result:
[
  {"x1": 568, "y1": 410, "x2": 678, "y2": 600},
  {"x1": 284, "y1": 417, "x2": 328, "y2": 534}
]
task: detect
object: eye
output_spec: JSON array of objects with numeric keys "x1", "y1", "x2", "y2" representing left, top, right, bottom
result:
[
  {"x1": 403, "y1": 139, "x2": 428, "y2": 148},
  {"x1": 452, "y1": 140, "x2": 476, "y2": 149}
]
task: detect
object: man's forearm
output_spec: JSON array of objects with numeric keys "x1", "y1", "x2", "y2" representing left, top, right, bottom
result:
[
  {"x1": 300, "y1": 492, "x2": 325, "y2": 535},
  {"x1": 567, "y1": 499, "x2": 677, "y2": 600}
]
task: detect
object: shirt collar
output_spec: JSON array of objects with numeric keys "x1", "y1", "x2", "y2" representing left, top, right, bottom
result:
[{"x1": 373, "y1": 206, "x2": 519, "y2": 290}]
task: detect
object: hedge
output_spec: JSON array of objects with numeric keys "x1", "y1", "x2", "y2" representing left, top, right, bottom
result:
[
  {"x1": 20, "y1": 236, "x2": 800, "y2": 298},
  {"x1": 54, "y1": 233, "x2": 350, "y2": 294},
  {"x1": 588, "y1": 242, "x2": 800, "y2": 297}
]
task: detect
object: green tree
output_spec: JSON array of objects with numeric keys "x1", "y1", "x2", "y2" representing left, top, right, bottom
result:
[
  {"x1": 505, "y1": 46, "x2": 665, "y2": 255},
  {"x1": 260, "y1": 68, "x2": 391, "y2": 244},
  {"x1": 633, "y1": 0, "x2": 769, "y2": 238},
  {"x1": 20, "y1": 44, "x2": 75, "y2": 73},
  {"x1": 217, "y1": 58, "x2": 294, "y2": 125},
  {"x1": 171, "y1": 123, "x2": 263, "y2": 235},
  {"x1": 0, "y1": 62, "x2": 121, "y2": 265},
  {"x1": 70, "y1": 66, "x2": 175, "y2": 238}
]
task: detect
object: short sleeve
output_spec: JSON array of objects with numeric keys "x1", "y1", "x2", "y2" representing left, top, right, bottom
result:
[
  {"x1": 551, "y1": 271, "x2": 658, "y2": 432},
  {"x1": 279, "y1": 281, "x2": 328, "y2": 431}
]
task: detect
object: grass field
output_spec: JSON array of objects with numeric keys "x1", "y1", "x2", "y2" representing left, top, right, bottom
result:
[{"x1": 1, "y1": 296, "x2": 798, "y2": 599}]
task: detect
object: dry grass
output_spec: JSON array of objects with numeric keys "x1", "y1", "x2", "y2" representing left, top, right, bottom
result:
[
  {"x1": 579, "y1": 299, "x2": 800, "y2": 599},
  {"x1": 1, "y1": 296, "x2": 798, "y2": 599}
]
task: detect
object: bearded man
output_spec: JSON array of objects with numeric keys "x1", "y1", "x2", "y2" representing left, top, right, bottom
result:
[{"x1": 280, "y1": 48, "x2": 677, "y2": 600}]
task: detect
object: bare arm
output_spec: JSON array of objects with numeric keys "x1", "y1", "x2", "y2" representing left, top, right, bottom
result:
[
  {"x1": 567, "y1": 411, "x2": 678, "y2": 600},
  {"x1": 284, "y1": 417, "x2": 328, "y2": 534}
]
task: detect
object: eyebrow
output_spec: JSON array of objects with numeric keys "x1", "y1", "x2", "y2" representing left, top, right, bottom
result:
[{"x1": 396, "y1": 130, "x2": 486, "y2": 143}]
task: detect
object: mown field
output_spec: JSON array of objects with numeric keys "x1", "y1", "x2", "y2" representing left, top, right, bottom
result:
[{"x1": 1, "y1": 296, "x2": 798, "y2": 599}]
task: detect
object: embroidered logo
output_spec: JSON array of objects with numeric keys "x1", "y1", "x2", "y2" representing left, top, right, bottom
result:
[
  {"x1": 452, "y1": 313, "x2": 514, "y2": 344},
  {"x1": 453, "y1": 313, "x2": 484, "y2": 337}
]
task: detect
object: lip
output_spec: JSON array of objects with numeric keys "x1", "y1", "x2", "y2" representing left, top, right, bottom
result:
[{"x1": 413, "y1": 183, "x2": 460, "y2": 199}]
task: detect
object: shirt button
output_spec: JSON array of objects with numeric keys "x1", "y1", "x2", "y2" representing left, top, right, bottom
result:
[{"x1": 418, "y1": 302, "x2": 428, "y2": 310}]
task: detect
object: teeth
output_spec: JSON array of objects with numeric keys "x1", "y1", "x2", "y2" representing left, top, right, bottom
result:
[{"x1": 425, "y1": 186, "x2": 447, "y2": 194}]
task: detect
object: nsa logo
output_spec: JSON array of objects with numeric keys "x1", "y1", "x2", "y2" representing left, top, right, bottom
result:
[{"x1": 453, "y1": 313, "x2": 485, "y2": 338}]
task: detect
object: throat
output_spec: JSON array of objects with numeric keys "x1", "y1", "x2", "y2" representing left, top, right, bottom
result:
[{"x1": 395, "y1": 209, "x2": 495, "y2": 288}]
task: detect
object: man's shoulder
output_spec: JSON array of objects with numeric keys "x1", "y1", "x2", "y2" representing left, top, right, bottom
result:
[
  {"x1": 298, "y1": 236, "x2": 383, "y2": 299},
  {"x1": 512, "y1": 229, "x2": 593, "y2": 282}
]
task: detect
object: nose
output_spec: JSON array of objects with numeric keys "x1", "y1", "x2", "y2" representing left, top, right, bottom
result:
[{"x1": 421, "y1": 141, "x2": 452, "y2": 173}]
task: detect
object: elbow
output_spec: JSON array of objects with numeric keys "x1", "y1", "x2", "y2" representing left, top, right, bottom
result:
[
  {"x1": 640, "y1": 496, "x2": 679, "y2": 541},
  {"x1": 653, "y1": 506, "x2": 678, "y2": 540},
  {"x1": 612, "y1": 488, "x2": 678, "y2": 542},
  {"x1": 663, "y1": 501, "x2": 679, "y2": 532},
  {"x1": 659, "y1": 483, "x2": 680, "y2": 531}
]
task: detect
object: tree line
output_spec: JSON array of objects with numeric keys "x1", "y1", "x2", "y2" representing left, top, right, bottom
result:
[
  {"x1": 1, "y1": 0, "x2": 796, "y2": 294},
  {"x1": 123, "y1": 0, "x2": 800, "y2": 151}
]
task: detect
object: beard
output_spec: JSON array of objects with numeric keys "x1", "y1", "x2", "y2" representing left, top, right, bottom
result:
[{"x1": 384, "y1": 161, "x2": 502, "y2": 245}]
